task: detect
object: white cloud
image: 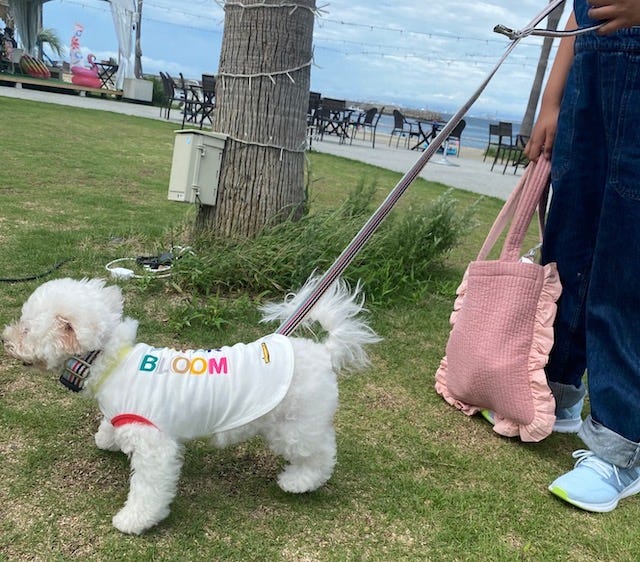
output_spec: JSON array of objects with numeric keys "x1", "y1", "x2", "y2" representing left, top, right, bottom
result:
[{"x1": 42, "y1": 0, "x2": 571, "y2": 120}]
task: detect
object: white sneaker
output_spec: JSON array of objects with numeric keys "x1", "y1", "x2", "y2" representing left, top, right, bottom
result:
[{"x1": 549, "y1": 450, "x2": 640, "y2": 512}]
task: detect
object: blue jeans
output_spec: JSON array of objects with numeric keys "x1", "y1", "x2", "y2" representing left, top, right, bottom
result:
[{"x1": 542, "y1": 24, "x2": 640, "y2": 468}]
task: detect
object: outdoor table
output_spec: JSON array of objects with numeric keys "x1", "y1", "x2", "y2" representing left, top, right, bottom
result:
[
  {"x1": 179, "y1": 82, "x2": 215, "y2": 129},
  {"x1": 411, "y1": 119, "x2": 442, "y2": 151},
  {"x1": 316, "y1": 108, "x2": 354, "y2": 142},
  {"x1": 95, "y1": 62, "x2": 118, "y2": 89}
]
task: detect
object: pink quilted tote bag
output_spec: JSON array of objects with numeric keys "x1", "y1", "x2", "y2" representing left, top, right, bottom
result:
[{"x1": 434, "y1": 156, "x2": 561, "y2": 442}]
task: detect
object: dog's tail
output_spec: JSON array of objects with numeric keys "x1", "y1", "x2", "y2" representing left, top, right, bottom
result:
[{"x1": 260, "y1": 276, "x2": 381, "y2": 372}]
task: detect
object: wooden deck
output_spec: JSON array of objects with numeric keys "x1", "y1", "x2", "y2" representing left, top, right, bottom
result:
[{"x1": 0, "y1": 73, "x2": 123, "y2": 98}]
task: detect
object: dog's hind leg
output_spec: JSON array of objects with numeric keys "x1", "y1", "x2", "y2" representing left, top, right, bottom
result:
[
  {"x1": 271, "y1": 425, "x2": 337, "y2": 494},
  {"x1": 111, "y1": 425, "x2": 185, "y2": 535},
  {"x1": 264, "y1": 359, "x2": 340, "y2": 493},
  {"x1": 94, "y1": 418, "x2": 120, "y2": 452}
]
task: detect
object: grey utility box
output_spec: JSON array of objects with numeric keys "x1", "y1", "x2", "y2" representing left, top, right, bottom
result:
[
  {"x1": 168, "y1": 130, "x2": 227, "y2": 206},
  {"x1": 123, "y1": 78, "x2": 153, "y2": 102}
]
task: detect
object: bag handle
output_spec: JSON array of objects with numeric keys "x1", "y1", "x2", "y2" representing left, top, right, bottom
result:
[
  {"x1": 501, "y1": 156, "x2": 551, "y2": 261},
  {"x1": 476, "y1": 156, "x2": 551, "y2": 262},
  {"x1": 475, "y1": 170, "x2": 526, "y2": 260}
]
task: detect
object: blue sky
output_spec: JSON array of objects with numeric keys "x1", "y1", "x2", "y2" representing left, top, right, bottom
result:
[{"x1": 39, "y1": 1, "x2": 571, "y2": 120}]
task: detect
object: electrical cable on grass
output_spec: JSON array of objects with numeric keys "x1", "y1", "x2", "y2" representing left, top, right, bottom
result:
[
  {"x1": 0, "y1": 258, "x2": 74, "y2": 283},
  {"x1": 105, "y1": 246, "x2": 194, "y2": 280}
]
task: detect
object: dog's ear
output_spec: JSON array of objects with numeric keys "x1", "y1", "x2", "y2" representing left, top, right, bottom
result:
[{"x1": 56, "y1": 315, "x2": 81, "y2": 355}]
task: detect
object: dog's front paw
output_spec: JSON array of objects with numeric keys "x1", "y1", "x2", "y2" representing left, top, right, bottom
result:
[
  {"x1": 112, "y1": 507, "x2": 161, "y2": 535},
  {"x1": 95, "y1": 419, "x2": 120, "y2": 452},
  {"x1": 95, "y1": 430, "x2": 120, "y2": 452}
]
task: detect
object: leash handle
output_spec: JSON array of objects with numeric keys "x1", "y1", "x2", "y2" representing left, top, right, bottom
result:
[
  {"x1": 275, "y1": 1, "x2": 565, "y2": 337},
  {"x1": 494, "y1": 0, "x2": 606, "y2": 40},
  {"x1": 494, "y1": 22, "x2": 604, "y2": 40}
]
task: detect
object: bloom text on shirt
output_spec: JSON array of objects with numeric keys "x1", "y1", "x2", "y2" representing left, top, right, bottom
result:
[{"x1": 139, "y1": 350, "x2": 229, "y2": 376}]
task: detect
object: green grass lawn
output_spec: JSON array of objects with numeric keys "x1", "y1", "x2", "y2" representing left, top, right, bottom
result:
[{"x1": 0, "y1": 96, "x2": 636, "y2": 561}]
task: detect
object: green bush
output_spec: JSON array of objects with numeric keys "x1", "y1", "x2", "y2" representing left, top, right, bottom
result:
[
  {"x1": 173, "y1": 181, "x2": 477, "y2": 304},
  {"x1": 150, "y1": 74, "x2": 165, "y2": 106}
]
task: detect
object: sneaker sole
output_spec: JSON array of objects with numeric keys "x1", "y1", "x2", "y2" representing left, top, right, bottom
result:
[
  {"x1": 483, "y1": 410, "x2": 583, "y2": 434},
  {"x1": 549, "y1": 477, "x2": 640, "y2": 513},
  {"x1": 480, "y1": 409, "x2": 495, "y2": 425}
]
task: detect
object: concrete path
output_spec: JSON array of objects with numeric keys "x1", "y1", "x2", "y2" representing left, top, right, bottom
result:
[
  {"x1": 1, "y1": 84, "x2": 521, "y2": 199},
  {"x1": 310, "y1": 134, "x2": 521, "y2": 200}
]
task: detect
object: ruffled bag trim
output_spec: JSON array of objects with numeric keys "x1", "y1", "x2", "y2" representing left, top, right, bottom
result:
[{"x1": 434, "y1": 262, "x2": 561, "y2": 442}]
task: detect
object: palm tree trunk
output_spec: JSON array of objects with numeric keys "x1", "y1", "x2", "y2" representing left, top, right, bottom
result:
[
  {"x1": 196, "y1": 0, "x2": 315, "y2": 238},
  {"x1": 134, "y1": 0, "x2": 143, "y2": 79},
  {"x1": 519, "y1": 1, "x2": 565, "y2": 138}
]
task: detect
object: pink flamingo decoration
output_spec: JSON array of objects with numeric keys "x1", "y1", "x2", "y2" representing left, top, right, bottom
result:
[{"x1": 71, "y1": 53, "x2": 102, "y2": 89}]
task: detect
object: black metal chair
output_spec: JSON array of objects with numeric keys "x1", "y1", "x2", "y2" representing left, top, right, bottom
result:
[
  {"x1": 351, "y1": 106, "x2": 385, "y2": 148},
  {"x1": 159, "y1": 72, "x2": 177, "y2": 119},
  {"x1": 350, "y1": 107, "x2": 374, "y2": 141},
  {"x1": 483, "y1": 123, "x2": 500, "y2": 162},
  {"x1": 490, "y1": 122, "x2": 514, "y2": 171},
  {"x1": 179, "y1": 72, "x2": 201, "y2": 128},
  {"x1": 307, "y1": 92, "x2": 322, "y2": 148},
  {"x1": 389, "y1": 109, "x2": 418, "y2": 148},
  {"x1": 198, "y1": 74, "x2": 216, "y2": 128},
  {"x1": 308, "y1": 91, "x2": 321, "y2": 120},
  {"x1": 502, "y1": 134, "x2": 530, "y2": 174},
  {"x1": 306, "y1": 91, "x2": 322, "y2": 148}
]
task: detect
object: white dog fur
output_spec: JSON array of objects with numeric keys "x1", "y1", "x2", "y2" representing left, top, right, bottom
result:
[{"x1": 2, "y1": 276, "x2": 379, "y2": 535}]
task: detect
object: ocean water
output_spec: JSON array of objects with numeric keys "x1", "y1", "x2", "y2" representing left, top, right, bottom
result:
[{"x1": 375, "y1": 113, "x2": 521, "y2": 151}]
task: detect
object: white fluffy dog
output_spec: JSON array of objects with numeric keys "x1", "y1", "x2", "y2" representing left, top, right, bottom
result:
[{"x1": 2, "y1": 276, "x2": 379, "y2": 535}]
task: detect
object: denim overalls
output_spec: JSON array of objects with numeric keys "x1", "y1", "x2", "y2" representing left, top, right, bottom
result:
[{"x1": 542, "y1": 0, "x2": 640, "y2": 466}]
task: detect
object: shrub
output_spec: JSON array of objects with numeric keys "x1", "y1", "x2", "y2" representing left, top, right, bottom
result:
[
  {"x1": 173, "y1": 181, "x2": 477, "y2": 304},
  {"x1": 151, "y1": 74, "x2": 165, "y2": 106}
]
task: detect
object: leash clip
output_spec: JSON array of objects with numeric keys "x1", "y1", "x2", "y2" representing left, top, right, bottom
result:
[
  {"x1": 493, "y1": 24, "x2": 519, "y2": 40},
  {"x1": 494, "y1": 21, "x2": 605, "y2": 41}
]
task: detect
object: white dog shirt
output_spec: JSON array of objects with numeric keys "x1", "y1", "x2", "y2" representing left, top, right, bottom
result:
[{"x1": 96, "y1": 334, "x2": 294, "y2": 441}]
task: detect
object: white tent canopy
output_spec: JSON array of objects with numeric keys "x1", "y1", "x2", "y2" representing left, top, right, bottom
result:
[
  {"x1": 8, "y1": 0, "x2": 135, "y2": 89},
  {"x1": 108, "y1": 0, "x2": 135, "y2": 88}
]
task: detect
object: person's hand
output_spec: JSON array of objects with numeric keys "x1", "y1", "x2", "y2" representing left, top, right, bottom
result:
[
  {"x1": 524, "y1": 105, "x2": 560, "y2": 161},
  {"x1": 589, "y1": 0, "x2": 640, "y2": 33}
]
